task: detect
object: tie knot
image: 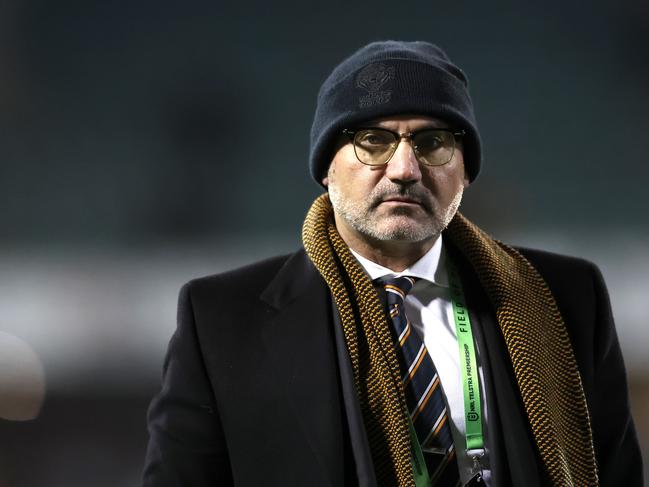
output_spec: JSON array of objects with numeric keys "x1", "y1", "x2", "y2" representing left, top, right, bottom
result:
[{"x1": 378, "y1": 276, "x2": 417, "y2": 305}]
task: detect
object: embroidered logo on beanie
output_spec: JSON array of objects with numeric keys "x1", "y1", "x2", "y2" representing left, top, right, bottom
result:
[{"x1": 356, "y1": 62, "x2": 395, "y2": 108}]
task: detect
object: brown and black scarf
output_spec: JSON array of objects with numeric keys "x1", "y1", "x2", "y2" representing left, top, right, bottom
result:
[{"x1": 302, "y1": 193, "x2": 599, "y2": 487}]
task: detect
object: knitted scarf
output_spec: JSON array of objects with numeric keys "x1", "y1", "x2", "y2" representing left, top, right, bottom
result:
[{"x1": 301, "y1": 193, "x2": 598, "y2": 486}]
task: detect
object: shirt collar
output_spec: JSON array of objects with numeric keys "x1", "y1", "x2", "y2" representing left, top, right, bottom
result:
[{"x1": 349, "y1": 236, "x2": 449, "y2": 287}]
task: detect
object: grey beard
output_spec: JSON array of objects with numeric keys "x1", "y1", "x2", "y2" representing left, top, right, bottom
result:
[{"x1": 328, "y1": 181, "x2": 464, "y2": 243}]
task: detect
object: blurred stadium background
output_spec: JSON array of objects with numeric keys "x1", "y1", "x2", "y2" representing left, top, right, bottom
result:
[{"x1": 0, "y1": 0, "x2": 647, "y2": 485}]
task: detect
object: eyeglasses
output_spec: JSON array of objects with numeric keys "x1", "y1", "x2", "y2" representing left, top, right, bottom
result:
[{"x1": 342, "y1": 127, "x2": 465, "y2": 167}]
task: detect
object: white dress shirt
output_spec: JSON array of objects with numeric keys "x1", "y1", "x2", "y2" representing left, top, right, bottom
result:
[{"x1": 350, "y1": 236, "x2": 491, "y2": 485}]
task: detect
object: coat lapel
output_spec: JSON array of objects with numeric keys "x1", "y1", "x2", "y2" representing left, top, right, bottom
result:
[{"x1": 259, "y1": 249, "x2": 346, "y2": 487}]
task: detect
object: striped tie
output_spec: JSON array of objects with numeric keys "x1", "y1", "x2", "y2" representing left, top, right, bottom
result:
[{"x1": 379, "y1": 276, "x2": 460, "y2": 486}]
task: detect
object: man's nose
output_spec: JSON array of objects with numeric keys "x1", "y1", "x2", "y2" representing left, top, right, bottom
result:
[{"x1": 384, "y1": 139, "x2": 422, "y2": 184}]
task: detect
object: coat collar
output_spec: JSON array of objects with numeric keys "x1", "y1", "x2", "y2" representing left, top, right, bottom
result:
[{"x1": 260, "y1": 248, "x2": 321, "y2": 309}]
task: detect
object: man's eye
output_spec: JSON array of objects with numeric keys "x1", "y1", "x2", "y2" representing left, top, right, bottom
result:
[
  {"x1": 358, "y1": 131, "x2": 392, "y2": 146},
  {"x1": 366, "y1": 135, "x2": 384, "y2": 145},
  {"x1": 416, "y1": 132, "x2": 445, "y2": 152}
]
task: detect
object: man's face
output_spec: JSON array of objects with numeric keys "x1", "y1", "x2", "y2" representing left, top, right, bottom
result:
[{"x1": 323, "y1": 115, "x2": 469, "y2": 245}]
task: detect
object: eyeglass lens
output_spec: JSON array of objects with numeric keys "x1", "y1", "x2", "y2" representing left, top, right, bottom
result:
[{"x1": 353, "y1": 128, "x2": 455, "y2": 166}]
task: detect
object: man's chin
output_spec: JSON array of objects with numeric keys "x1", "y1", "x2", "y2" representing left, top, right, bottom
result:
[{"x1": 360, "y1": 219, "x2": 439, "y2": 243}]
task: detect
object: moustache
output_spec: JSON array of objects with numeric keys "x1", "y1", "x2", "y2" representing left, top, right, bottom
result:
[{"x1": 369, "y1": 184, "x2": 433, "y2": 212}]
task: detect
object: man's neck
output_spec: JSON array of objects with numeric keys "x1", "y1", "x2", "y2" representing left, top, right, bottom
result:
[{"x1": 334, "y1": 214, "x2": 438, "y2": 272}]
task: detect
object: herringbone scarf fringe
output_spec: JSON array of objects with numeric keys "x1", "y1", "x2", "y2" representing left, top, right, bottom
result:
[{"x1": 302, "y1": 193, "x2": 599, "y2": 486}]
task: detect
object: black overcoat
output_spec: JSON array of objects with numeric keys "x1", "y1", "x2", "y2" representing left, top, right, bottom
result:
[{"x1": 142, "y1": 245, "x2": 643, "y2": 486}]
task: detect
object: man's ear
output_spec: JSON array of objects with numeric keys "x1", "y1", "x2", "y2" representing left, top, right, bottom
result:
[
  {"x1": 322, "y1": 161, "x2": 334, "y2": 187},
  {"x1": 463, "y1": 169, "x2": 470, "y2": 188}
]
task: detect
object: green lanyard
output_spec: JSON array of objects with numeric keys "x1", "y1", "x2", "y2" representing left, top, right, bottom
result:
[
  {"x1": 447, "y1": 260, "x2": 484, "y2": 452},
  {"x1": 407, "y1": 261, "x2": 485, "y2": 484}
]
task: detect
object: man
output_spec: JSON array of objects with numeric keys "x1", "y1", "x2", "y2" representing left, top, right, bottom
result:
[{"x1": 143, "y1": 41, "x2": 642, "y2": 486}]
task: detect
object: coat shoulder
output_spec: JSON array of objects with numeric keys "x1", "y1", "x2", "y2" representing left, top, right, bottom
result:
[
  {"x1": 513, "y1": 245, "x2": 602, "y2": 289},
  {"x1": 514, "y1": 245, "x2": 596, "y2": 271},
  {"x1": 183, "y1": 252, "x2": 296, "y2": 305}
]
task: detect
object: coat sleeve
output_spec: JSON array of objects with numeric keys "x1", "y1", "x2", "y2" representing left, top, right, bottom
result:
[
  {"x1": 142, "y1": 282, "x2": 234, "y2": 486},
  {"x1": 587, "y1": 262, "x2": 644, "y2": 486}
]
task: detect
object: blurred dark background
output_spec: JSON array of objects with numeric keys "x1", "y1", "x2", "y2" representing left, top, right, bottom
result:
[{"x1": 1, "y1": 1, "x2": 648, "y2": 485}]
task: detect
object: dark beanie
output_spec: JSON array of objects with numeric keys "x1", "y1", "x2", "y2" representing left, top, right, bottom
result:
[{"x1": 309, "y1": 40, "x2": 481, "y2": 185}]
